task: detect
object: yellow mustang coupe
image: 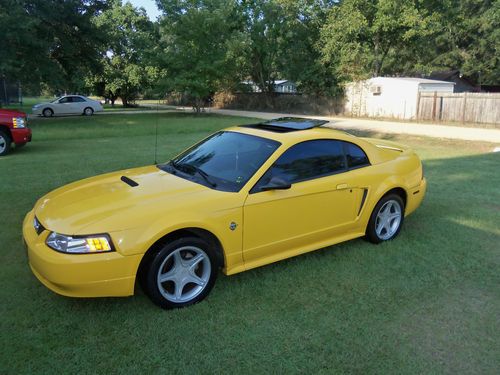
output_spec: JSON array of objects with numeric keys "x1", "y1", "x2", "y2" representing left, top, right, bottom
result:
[{"x1": 23, "y1": 117, "x2": 426, "y2": 309}]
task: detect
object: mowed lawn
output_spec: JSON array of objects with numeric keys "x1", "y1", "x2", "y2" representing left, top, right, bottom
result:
[{"x1": 0, "y1": 113, "x2": 499, "y2": 374}]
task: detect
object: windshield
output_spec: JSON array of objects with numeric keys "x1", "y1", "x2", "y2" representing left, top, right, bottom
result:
[{"x1": 159, "y1": 131, "x2": 280, "y2": 192}]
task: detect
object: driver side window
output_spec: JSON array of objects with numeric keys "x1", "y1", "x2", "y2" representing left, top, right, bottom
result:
[
  {"x1": 254, "y1": 140, "x2": 347, "y2": 191},
  {"x1": 59, "y1": 97, "x2": 71, "y2": 104}
]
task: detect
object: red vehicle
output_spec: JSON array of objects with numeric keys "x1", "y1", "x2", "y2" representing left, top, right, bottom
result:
[{"x1": 0, "y1": 109, "x2": 32, "y2": 156}]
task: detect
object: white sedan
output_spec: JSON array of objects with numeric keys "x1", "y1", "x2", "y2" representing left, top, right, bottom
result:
[{"x1": 32, "y1": 95, "x2": 103, "y2": 117}]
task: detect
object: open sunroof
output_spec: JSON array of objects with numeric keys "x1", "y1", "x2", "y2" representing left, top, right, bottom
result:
[{"x1": 240, "y1": 117, "x2": 329, "y2": 133}]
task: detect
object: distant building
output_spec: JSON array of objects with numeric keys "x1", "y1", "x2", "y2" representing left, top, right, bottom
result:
[
  {"x1": 241, "y1": 80, "x2": 298, "y2": 94},
  {"x1": 344, "y1": 77, "x2": 455, "y2": 120},
  {"x1": 273, "y1": 80, "x2": 297, "y2": 93},
  {"x1": 426, "y1": 70, "x2": 479, "y2": 93}
]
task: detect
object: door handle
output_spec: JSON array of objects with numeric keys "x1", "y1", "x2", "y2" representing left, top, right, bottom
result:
[{"x1": 336, "y1": 183, "x2": 349, "y2": 190}]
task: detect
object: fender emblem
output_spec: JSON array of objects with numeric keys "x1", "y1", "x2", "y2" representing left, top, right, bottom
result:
[{"x1": 229, "y1": 222, "x2": 238, "y2": 231}]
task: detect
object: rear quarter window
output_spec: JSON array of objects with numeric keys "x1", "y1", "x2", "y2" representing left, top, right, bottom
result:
[{"x1": 343, "y1": 142, "x2": 370, "y2": 169}]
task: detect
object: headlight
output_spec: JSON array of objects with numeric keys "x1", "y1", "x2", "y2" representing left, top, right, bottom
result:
[
  {"x1": 46, "y1": 232, "x2": 113, "y2": 254},
  {"x1": 12, "y1": 117, "x2": 26, "y2": 128}
]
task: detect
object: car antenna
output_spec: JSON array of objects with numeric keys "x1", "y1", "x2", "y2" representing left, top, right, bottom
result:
[{"x1": 154, "y1": 97, "x2": 159, "y2": 164}]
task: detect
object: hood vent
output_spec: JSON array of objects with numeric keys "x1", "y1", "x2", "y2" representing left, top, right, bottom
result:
[{"x1": 121, "y1": 176, "x2": 139, "y2": 187}]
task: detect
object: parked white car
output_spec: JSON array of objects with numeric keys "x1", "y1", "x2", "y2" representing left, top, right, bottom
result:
[{"x1": 32, "y1": 95, "x2": 103, "y2": 117}]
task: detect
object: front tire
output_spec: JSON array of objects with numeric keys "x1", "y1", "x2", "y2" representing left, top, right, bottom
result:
[
  {"x1": 366, "y1": 194, "x2": 405, "y2": 244},
  {"x1": 0, "y1": 129, "x2": 11, "y2": 156},
  {"x1": 42, "y1": 108, "x2": 53, "y2": 117},
  {"x1": 143, "y1": 237, "x2": 218, "y2": 309},
  {"x1": 83, "y1": 107, "x2": 94, "y2": 116}
]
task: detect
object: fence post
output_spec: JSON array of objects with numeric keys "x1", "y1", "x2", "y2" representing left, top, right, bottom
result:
[
  {"x1": 462, "y1": 92, "x2": 467, "y2": 124},
  {"x1": 415, "y1": 91, "x2": 421, "y2": 120},
  {"x1": 431, "y1": 91, "x2": 437, "y2": 121}
]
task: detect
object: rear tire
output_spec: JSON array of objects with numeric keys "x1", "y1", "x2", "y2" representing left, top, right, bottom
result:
[
  {"x1": 142, "y1": 237, "x2": 218, "y2": 309},
  {"x1": 42, "y1": 108, "x2": 53, "y2": 117},
  {"x1": 0, "y1": 129, "x2": 11, "y2": 156},
  {"x1": 83, "y1": 107, "x2": 94, "y2": 116},
  {"x1": 366, "y1": 194, "x2": 405, "y2": 244}
]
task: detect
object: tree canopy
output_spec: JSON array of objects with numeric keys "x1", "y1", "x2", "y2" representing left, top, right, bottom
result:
[
  {"x1": 89, "y1": 1, "x2": 158, "y2": 106},
  {"x1": 1, "y1": 0, "x2": 497, "y2": 105}
]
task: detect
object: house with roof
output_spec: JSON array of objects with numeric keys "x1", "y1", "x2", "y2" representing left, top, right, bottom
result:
[
  {"x1": 344, "y1": 76, "x2": 455, "y2": 120},
  {"x1": 426, "y1": 70, "x2": 479, "y2": 93},
  {"x1": 241, "y1": 80, "x2": 297, "y2": 94}
]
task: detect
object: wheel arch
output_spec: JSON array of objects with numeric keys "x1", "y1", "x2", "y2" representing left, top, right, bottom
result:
[
  {"x1": 0, "y1": 124, "x2": 12, "y2": 139},
  {"x1": 137, "y1": 227, "x2": 225, "y2": 280},
  {"x1": 382, "y1": 187, "x2": 407, "y2": 208}
]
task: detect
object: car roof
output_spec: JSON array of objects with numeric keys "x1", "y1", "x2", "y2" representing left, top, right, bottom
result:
[
  {"x1": 228, "y1": 117, "x2": 359, "y2": 144},
  {"x1": 240, "y1": 117, "x2": 329, "y2": 131}
]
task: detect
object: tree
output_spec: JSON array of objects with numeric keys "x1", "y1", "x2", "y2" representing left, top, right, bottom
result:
[
  {"x1": 0, "y1": 0, "x2": 109, "y2": 93},
  {"x1": 90, "y1": 1, "x2": 158, "y2": 106},
  {"x1": 156, "y1": 0, "x2": 244, "y2": 112},
  {"x1": 319, "y1": 0, "x2": 438, "y2": 81},
  {"x1": 418, "y1": 0, "x2": 499, "y2": 85}
]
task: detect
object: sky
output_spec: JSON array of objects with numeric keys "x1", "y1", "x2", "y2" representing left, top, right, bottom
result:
[{"x1": 126, "y1": 0, "x2": 162, "y2": 20}]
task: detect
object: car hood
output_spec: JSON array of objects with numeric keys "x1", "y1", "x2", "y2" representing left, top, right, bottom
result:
[
  {"x1": 34, "y1": 166, "x2": 220, "y2": 234},
  {"x1": 0, "y1": 108, "x2": 26, "y2": 117},
  {"x1": 33, "y1": 102, "x2": 53, "y2": 107}
]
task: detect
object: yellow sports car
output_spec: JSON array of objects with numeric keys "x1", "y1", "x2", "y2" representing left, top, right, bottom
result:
[{"x1": 23, "y1": 117, "x2": 426, "y2": 309}]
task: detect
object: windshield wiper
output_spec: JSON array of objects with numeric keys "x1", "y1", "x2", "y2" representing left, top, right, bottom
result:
[{"x1": 170, "y1": 161, "x2": 217, "y2": 188}]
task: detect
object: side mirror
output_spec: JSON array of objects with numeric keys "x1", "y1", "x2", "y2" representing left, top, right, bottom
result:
[{"x1": 260, "y1": 177, "x2": 291, "y2": 191}]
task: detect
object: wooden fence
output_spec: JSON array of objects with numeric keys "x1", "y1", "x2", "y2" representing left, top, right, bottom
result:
[{"x1": 417, "y1": 92, "x2": 500, "y2": 125}]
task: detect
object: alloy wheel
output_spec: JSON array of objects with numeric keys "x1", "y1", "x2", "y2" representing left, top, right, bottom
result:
[
  {"x1": 375, "y1": 199, "x2": 402, "y2": 240},
  {"x1": 156, "y1": 246, "x2": 211, "y2": 303},
  {"x1": 0, "y1": 135, "x2": 6, "y2": 154}
]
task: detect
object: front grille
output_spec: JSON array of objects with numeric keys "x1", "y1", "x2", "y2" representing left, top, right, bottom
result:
[{"x1": 33, "y1": 216, "x2": 45, "y2": 235}]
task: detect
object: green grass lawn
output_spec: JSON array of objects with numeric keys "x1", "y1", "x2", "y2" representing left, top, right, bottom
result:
[{"x1": 1, "y1": 113, "x2": 498, "y2": 374}]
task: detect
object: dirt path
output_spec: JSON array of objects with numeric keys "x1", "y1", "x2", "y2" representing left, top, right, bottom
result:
[{"x1": 206, "y1": 108, "x2": 500, "y2": 144}]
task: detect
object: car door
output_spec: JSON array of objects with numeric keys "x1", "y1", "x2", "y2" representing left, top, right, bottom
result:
[
  {"x1": 70, "y1": 96, "x2": 87, "y2": 114},
  {"x1": 242, "y1": 139, "x2": 362, "y2": 266},
  {"x1": 55, "y1": 96, "x2": 73, "y2": 114}
]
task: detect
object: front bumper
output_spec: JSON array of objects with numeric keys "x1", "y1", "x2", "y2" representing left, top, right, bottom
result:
[
  {"x1": 31, "y1": 107, "x2": 43, "y2": 116},
  {"x1": 11, "y1": 128, "x2": 32, "y2": 145},
  {"x1": 23, "y1": 210, "x2": 142, "y2": 298}
]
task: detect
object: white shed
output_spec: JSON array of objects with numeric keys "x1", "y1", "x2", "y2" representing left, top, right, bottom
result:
[{"x1": 344, "y1": 77, "x2": 455, "y2": 120}]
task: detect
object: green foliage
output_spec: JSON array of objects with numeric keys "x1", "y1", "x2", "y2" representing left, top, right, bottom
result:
[
  {"x1": 320, "y1": 0, "x2": 438, "y2": 80},
  {"x1": 89, "y1": 1, "x2": 158, "y2": 106},
  {"x1": 319, "y1": 0, "x2": 499, "y2": 85},
  {"x1": 156, "y1": 0, "x2": 244, "y2": 111},
  {"x1": 0, "y1": 0, "x2": 109, "y2": 93},
  {"x1": 422, "y1": 0, "x2": 500, "y2": 84},
  {"x1": 1, "y1": 0, "x2": 498, "y2": 101}
]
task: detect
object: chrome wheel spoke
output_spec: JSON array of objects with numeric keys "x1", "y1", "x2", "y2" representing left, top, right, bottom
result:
[
  {"x1": 388, "y1": 212, "x2": 400, "y2": 220},
  {"x1": 376, "y1": 220, "x2": 385, "y2": 235},
  {"x1": 158, "y1": 269, "x2": 176, "y2": 283},
  {"x1": 187, "y1": 253, "x2": 204, "y2": 270},
  {"x1": 188, "y1": 272, "x2": 206, "y2": 287},
  {"x1": 172, "y1": 250, "x2": 183, "y2": 267},
  {"x1": 173, "y1": 279, "x2": 185, "y2": 300}
]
